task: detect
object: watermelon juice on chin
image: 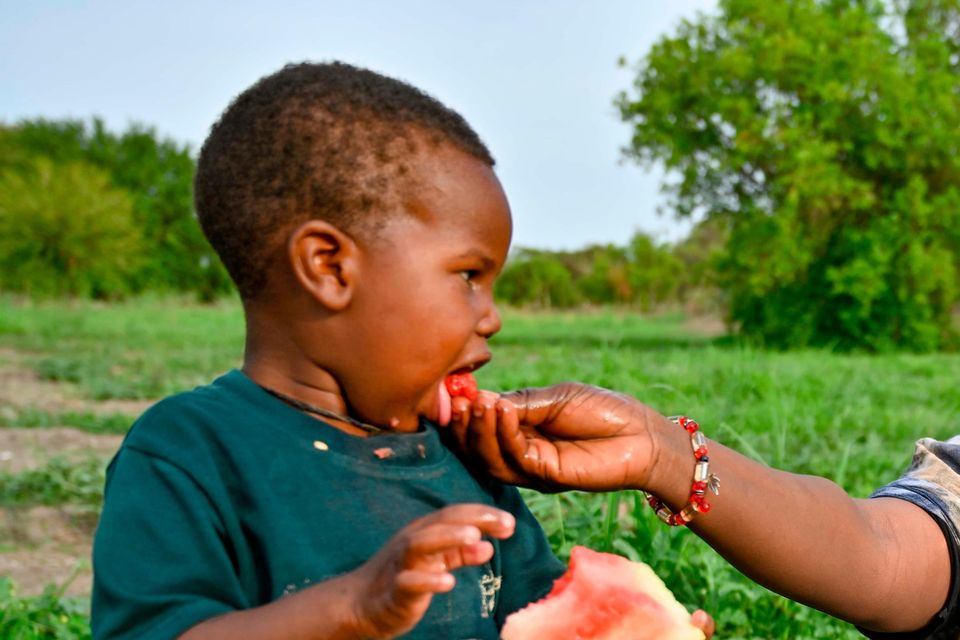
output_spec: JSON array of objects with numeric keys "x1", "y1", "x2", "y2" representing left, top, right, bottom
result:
[{"x1": 501, "y1": 546, "x2": 704, "y2": 640}]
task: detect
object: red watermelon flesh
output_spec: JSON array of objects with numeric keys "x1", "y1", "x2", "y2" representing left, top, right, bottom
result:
[{"x1": 500, "y1": 546, "x2": 704, "y2": 640}]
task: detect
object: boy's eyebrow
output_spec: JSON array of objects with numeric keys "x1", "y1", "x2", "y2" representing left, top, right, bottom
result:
[{"x1": 455, "y1": 250, "x2": 497, "y2": 270}]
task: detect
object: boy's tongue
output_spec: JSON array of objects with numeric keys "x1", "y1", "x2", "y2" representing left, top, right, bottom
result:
[{"x1": 437, "y1": 378, "x2": 452, "y2": 426}]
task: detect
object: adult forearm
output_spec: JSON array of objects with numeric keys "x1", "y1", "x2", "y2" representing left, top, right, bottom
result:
[{"x1": 645, "y1": 418, "x2": 950, "y2": 632}]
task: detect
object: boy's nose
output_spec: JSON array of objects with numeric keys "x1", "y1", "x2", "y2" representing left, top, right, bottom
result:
[{"x1": 476, "y1": 301, "x2": 502, "y2": 338}]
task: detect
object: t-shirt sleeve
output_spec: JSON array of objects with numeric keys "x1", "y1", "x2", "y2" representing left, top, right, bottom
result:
[
  {"x1": 491, "y1": 485, "x2": 566, "y2": 626},
  {"x1": 858, "y1": 437, "x2": 960, "y2": 640},
  {"x1": 92, "y1": 446, "x2": 245, "y2": 640}
]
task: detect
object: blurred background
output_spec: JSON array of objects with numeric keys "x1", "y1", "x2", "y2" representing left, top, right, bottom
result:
[{"x1": 2, "y1": 2, "x2": 959, "y2": 638}]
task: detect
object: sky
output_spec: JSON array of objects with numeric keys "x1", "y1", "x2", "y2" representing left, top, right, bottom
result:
[{"x1": 0, "y1": 0, "x2": 717, "y2": 251}]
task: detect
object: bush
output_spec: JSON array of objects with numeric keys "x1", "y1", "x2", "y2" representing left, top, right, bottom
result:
[{"x1": 0, "y1": 159, "x2": 142, "y2": 298}]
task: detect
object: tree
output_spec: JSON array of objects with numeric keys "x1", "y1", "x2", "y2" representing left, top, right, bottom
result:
[
  {"x1": 626, "y1": 232, "x2": 685, "y2": 311},
  {"x1": 575, "y1": 244, "x2": 633, "y2": 305},
  {"x1": 618, "y1": 0, "x2": 960, "y2": 350},
  {"x1": 496, "y1": 250, "x2": 581, "y2": 308},
  {"x1": 0, "y1": 159, "x2": 142, "y2": 298},
  {"x1": 3, "y1": 119, "x2": 231, "y2": 299}
]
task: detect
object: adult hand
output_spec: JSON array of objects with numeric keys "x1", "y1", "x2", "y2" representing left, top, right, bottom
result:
[{"x1": 447, "y1": 384, "x2": 664, "y2": 493}]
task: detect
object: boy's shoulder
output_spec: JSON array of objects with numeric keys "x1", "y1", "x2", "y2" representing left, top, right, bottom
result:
[{"x1": 121, "y1": 369, "x2": 260, "y2": 457}]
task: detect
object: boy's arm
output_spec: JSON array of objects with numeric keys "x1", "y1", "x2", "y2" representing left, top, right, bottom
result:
[
  {"x1": 449, "y1": 385, "x2": 953, "y2": 634},
  {"x1": 178, "y1": 574, "x2": 362, "y2": 640},
  {"x1": 180, "y1": 502, "x2": 516, "y2": 640}
]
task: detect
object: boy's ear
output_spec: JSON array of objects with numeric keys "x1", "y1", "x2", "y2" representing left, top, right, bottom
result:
[{"x1": 287, "y1": 220, "x2": 357, "y2": 311}]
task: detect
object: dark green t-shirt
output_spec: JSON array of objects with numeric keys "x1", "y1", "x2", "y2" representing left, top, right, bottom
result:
[{"x1": 92, "y1": 370, "x2": 564, "y2": 639}]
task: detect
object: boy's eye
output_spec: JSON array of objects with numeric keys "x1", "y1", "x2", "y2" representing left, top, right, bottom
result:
[{"x1": 460, "y1": 270, "x2": 480, "y2": 285}]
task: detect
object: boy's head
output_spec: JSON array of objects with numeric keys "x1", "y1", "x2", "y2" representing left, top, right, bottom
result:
[
  {"x1": 196, "y1": 62, "x2": 513, "y2": 432},
  {"x1": 195, "y1": 61, "x2": 495, "y2": 301}
]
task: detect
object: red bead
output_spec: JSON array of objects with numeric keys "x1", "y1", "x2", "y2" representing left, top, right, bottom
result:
[
  {"x1": 692, "y1": 481, "x2": 708, "y2": 492},
  {"x1": 695, "y1": 501, "x2": 712, "y2": 513},
  {"x1": 694, "y1": 446, "x2": 708, "y2": 459}
]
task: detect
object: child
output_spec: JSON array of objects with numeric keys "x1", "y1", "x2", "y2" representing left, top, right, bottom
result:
[
  {"x1": 90, "y1": 62, "x2": 713, "y2": 639},
  {"x1": 446, "y1": 383, "x2": 960, "y2": 638}
]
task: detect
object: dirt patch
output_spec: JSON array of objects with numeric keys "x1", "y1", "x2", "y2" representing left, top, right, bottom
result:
[
  {"x1": 0, "y1": 348, "x2": 148, "y2": 600},
  {"x1": 0, "y1": 427, "x2": 123, "y2": 473},
  {"x1": 0, "y1": 549, "x2": 91, "y2": 597},
  {"x1": 0, "y1": 506, "x2": 96, "y2": 597},
  {"x1": 681, "y1": 314, "x2": 728, "y2": 336},
  {"x1": 0, "y1": 359, "x2": 155, "y2": 419},
  {"x1": 0, "y1": 505, "x2": 98, "y2": 548}
]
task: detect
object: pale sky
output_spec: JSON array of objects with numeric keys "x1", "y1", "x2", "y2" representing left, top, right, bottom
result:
[{"x1": 0, "y1": 1, "x2": 717, "y2": 251}]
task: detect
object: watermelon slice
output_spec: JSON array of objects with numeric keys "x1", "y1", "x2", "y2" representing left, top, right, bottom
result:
[{"x1": 501, "y1": 546, "x2": 704, "y2": 640}]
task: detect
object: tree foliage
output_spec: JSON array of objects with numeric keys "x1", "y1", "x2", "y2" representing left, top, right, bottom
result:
[
  {"x1": 0, "y1": 159, "x2": 142, "y2": 298},
  {"x1": 618, "y1": 0, "x2": 960, "y2": 350},
  {"x1": 495, "y1": 231, "x2": 696, "y2": 310},
  {"x1": 0, "y1": 118, "x2": 231, "y2": 300}
]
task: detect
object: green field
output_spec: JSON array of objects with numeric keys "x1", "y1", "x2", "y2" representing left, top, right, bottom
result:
[{"x1": 2, "y1": 295, "x2": 958, "y2": 639}]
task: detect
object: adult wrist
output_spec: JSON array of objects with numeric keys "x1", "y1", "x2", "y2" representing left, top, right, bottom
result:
[
  {"x1": 645, "y1": 416, "x2": 719, "y2": 526},
  {"x1": 641, "y1": 412, "x2": 700, "y2": 507}
]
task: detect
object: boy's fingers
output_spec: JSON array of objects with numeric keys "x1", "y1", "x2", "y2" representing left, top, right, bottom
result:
[
  {"x1": 405, "y1": 524, "x2": 483, "y2": 561},
  {"x1": 433, "y1": 540, "x2": 495, "y2": 572},
  {"x1": 414, "y1": 503, "x2": 516, "y2": 538},
  {"x1": 403, "y1": 525, "x2": 496, "y2": 574},
  {"x1": 691, "y1": 610, "x2": 715, "y2": 637},
  {"x1": 394, "y1": 569, "x2": 456, "y2": 595}
]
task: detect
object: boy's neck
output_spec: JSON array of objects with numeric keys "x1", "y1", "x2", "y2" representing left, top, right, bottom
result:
[{"x1": 242, "y1": 306, "x2": 378, "y2": 437}]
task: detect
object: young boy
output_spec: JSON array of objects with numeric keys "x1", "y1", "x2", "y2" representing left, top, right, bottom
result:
[{"x1": 91, "y1": 62, "x2": 569, "y2": 639}]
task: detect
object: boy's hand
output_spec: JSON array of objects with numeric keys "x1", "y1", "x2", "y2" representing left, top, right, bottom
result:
[
  {"x1": 448, "y1": 384, "x2": 660, "y2": 493},
  {"x1": 692, "y1": 609, "x2": 716, "y2": 638},
  {"x1": 347, "y1": 504, "x2": 515, "y2": 639}
]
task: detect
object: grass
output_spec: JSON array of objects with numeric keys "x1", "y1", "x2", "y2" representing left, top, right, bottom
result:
[
  {"x1": 0, "y1": 458, "x2": 104, "y2": 508},
  {"x1": 2, "y1": 295, "x2": 959, "y2": 638},
  {"x1": 0, "y1": 577, "x2": 91, "y2": 640}
]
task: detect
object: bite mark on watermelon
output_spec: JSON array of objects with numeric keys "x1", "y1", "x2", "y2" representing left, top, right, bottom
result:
[
  {"x1": 444, "y1": 372, "x2": 479, "y2": 402},
  {"x1": 501, "y1": 546, "x2": 704, "y2": 640}
]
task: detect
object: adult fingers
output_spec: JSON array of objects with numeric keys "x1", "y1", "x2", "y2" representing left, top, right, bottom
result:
[
  {"x1": 465, "y1": 392, "x2": 520, "y2": 483},
  {"x1": 504, "y1": 384, "x2": 644, "y2": 440},
  {"x1": 493, "y1": 398, "x2": 566, "y2": 492},
  {"x1": 500, "y1": 384, "x2": 579, "y2": 429},
  {"x1": 448, "y1": 396, "x2": 473, "y2": 452}
]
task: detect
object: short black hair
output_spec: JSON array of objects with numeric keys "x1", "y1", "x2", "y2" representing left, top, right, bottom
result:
[{"x1": 194, "y1": 61, "x2": 494, "y2": 300}]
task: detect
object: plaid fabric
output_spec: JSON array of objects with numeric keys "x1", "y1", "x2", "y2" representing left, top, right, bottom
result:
[{"x1": 862, "y1": 437, "x2": 960, "y2": 639}]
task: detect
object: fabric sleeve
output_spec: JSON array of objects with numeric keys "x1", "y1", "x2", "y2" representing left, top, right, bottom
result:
[
  {"x1": 857, "y1": 437, "x2": 960, "y2": 640},
  {"x1": 92, "y1": 447, "x2": 245, "y2": 640},
  {"x1": 491, "y1": 485, "x2": 566, "y2": 626}
]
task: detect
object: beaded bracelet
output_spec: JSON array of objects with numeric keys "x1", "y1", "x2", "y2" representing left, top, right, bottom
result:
[{"x1": 645, "y1": 416, "x2": 720, "y2": 526}]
